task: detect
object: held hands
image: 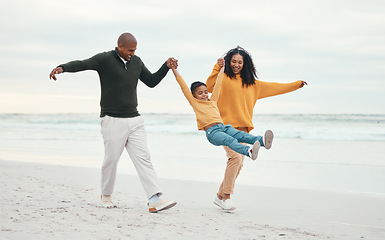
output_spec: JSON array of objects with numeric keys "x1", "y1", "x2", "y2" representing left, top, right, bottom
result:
[
  {"x1": 167, "y1": 58, "x2": 178, "y2": 69},
  {"x1": 49, "y1": 67, "x2": 63, "y2": 81},
  {"x1": 217, "y1": 58, "x2": 225, "y2": 73},
  {"x1": 299, "y1": 81, "x2": 308, "y2": 88},
  {"x1": 217, "y1": 58, "x2": 225, "y2": 68}
]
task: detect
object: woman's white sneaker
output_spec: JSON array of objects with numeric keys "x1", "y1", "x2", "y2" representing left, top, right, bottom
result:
[
  {"x1": 222, "y1": 199, "x2": 236, "y2": 211},
  {"x1": 213, "y1": 195, "x2": 236, "y2": 211}
]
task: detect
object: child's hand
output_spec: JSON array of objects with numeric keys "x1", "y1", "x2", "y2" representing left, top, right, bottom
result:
[
  {"x1": 217, "y1": 58, "x2": 225, "y2": 68},
  {"x1": 172, "y1": 59, "x2": 178, "y2": 69},
  {"x1": 167, "y1": 58, "x2": 178, "y2": 69}
]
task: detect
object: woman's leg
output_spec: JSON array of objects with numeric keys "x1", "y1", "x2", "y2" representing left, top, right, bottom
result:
[
  {"x1": 217, "y1": 145, "x2": 245, "y2": 200},
  {"x1": 217, "y1": 127, "x2": 249, "y2": 200}
]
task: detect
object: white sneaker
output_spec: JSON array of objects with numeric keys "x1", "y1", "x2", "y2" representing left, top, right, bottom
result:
[
  {"x1": 222, "y1": 199, "x2": 236, "y2": 211},
  {"x1": 213, "y1": 196, "x2": 236, "y2": 211},
  {"x1": 101, "y1": 195, "x2": 116, "y2": 208},
  {"x1": 214, "y1": 195, "x2": 223, "y2": 209},
  {"x1": 148, "y1": 199, "x2": 177, "y2": 213},
  {"x1": 264, "y1": 130, "x2": 274, "y2": 150},
  {"x1": 249, "y1": 141, "x2": 260, "y2": 160}
]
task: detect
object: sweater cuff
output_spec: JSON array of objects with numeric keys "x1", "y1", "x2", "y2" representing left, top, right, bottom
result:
[
  {"x1": 58, "y1": 65, "x2": 65, "y2": 72},
  {"x1": 163, "y1": 61, "x2": 171, "y2": 70},
  {"x1": 214, "y1": 63, "x2": 221, "y2": 71}
]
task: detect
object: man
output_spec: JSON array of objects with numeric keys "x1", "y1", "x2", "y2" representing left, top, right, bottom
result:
[{"x1": 49, "y1": 32, "x2": 177, "y2": 213}]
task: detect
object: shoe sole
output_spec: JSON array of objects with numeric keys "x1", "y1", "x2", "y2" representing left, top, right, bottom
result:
[
  {"x1": 100, "y1": 203, "x2": 117, "y2": 208},
  {"x1": 213, "y1": 199, "x2": 236, "y2": 211},
  {"x1": 251, "y1": 141, "x2": 260, "y2": 160},
  {"x1": 264, "y1": 130, "x2": 274, "y2": 150},
  {"x1": 149, "y1": 201, "x2": 177, "y2": 213},
  {"x1": 214, "y1": 199, "x2": 223, "y2": 209}
]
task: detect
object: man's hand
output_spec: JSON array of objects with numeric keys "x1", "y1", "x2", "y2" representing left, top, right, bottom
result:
[
  {"x1": 49, "y1": 67, "x2": 63, "y2": 81},
  {"x1": 167, "y1": 58, "x2": 178, "y2": 69}
]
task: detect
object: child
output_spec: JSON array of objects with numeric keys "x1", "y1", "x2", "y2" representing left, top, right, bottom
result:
[{"x1": 171, "y1": 64, "x2": 273, "y2": 160}]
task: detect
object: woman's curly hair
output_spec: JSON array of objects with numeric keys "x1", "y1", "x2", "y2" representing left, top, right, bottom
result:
[{"x1": 223, "y1": 46, "x2": 258, "y2": 87}]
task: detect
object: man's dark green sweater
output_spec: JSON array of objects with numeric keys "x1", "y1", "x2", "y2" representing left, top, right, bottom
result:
[{"x1": 59, "y1": 49, "x2": 169, "y2": 118}]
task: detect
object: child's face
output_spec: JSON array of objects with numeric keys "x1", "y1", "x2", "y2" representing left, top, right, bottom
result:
[{"x1": 193, "y1": 85, "x2": 209, "y2": 101}]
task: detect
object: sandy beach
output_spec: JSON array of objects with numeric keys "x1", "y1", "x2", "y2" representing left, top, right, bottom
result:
[{"x1": 1, "y1": 159, "x2": 384, "y2": 240}]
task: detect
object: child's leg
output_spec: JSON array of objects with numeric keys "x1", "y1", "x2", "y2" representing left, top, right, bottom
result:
[
  {"x1": 264, "y1": 130, "x2": 274, "y2": 149},
  {"x1": 206, "y1": 125, "x2": 250, "y2": 156},
  {"x1": 223, "y1": 125, "x2": 264, "y2": 146}
]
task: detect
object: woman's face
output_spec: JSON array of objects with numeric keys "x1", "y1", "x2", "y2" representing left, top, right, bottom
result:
[{"x1": 230, "y1": 54, "x2": 243, "y2": 74}]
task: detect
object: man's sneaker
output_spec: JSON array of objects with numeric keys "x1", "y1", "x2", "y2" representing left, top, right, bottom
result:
[
  {"x1": 101, "y1": 195, "x2": 116, "y2": 208},
  {"x1": 213, "y1": 195, "x2": 236, "y2": 211},
  {"x1": 148, "y1": 199, "x2": 177, "y2": 213},
  {"x1": 249, "y1": 141, "x2": 260, "y2": 160},
  {"x1": 264, "y1": 130, "x2": 274, "y2": 150}
]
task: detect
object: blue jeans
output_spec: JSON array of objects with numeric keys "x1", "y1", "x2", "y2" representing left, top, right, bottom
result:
[{"x1": 205, "y1": 124, "x2": 263, "y2": 156}]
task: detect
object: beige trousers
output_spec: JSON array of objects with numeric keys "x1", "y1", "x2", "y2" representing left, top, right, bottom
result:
[
  {"x1": 217, "y1": 145, "x2": 246, "y2": 196},
  {"x1": 100, "y1": 115, "x2": 162, "y2": 199}
]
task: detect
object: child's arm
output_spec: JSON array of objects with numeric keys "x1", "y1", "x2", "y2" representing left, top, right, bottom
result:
[
  {"x1": 172, "y1": 68, "x2": 196, "y2": 106},
  {"x1": 210, "y1": 64, "x2": 224, "y2": 101},
  {"x1": 205, "y1": 60, "x2": 222, "y2": 93},
  {"x1": 171, "y1": 68, "x2": 180, "y2": 77}
]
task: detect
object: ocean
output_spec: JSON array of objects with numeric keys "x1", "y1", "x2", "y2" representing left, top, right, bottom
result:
[{"x1": 1, "y1": 113, "x2": 384, "y2": 195}]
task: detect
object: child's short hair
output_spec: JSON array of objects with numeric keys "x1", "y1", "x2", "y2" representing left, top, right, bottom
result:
[{"x1": 190, "y1": 81, "x2": 207, "y2": 94}]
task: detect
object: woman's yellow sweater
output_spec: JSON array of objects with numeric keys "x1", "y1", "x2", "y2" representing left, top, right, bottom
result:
[{"x1": 206, "y1": 63, "x2": 302, "y2": 132}]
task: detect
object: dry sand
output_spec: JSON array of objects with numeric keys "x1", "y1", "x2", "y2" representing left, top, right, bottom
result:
[{"x1": 1, "y1": 159, "x2": 384, "y2": 240}]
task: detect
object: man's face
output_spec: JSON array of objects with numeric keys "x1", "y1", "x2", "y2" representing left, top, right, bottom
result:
[{"x1": 118, "y1": 42, "x2": 137, "y2": 61}]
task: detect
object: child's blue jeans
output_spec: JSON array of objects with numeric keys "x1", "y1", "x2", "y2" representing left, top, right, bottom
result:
[{"x1": 205, "y1": 123, "x2": 263, "y2": 156}]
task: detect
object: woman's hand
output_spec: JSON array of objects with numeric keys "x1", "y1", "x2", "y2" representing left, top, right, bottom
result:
[
  {"x1": 299, "y1": 81, "x2": 308, "y2": 88},
  {"x1": 217, "y1": 58, "x2": 225, "y2": 68}
]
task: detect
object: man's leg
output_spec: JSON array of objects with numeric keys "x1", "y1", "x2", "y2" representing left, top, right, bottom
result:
[
  {"x1": 124, "y1": 116, "x2": 163, "y2": 199},
  {"x1": 100, "y1": 116, "x2": 128, "y2": 196},
  {"x1": 125, "y1": 116, "x2": 176, "y2": 212}
]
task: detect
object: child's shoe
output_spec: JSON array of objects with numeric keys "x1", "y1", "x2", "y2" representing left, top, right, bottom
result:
[
  {"x1": 248, "y1": 141, "x2": 260, "y2": 160},
  {"x1": 264, "y1": 130, "x2": 274, "y2": 150}
]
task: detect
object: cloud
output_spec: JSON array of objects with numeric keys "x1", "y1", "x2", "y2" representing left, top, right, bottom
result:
[{"x1": 1, "y1": 0, "x2": 385, "y2": 114}]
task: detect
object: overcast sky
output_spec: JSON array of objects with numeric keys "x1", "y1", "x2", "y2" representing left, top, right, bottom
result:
[{"x1": 1, "y1": 0, "x2": 384, "y2": 114}]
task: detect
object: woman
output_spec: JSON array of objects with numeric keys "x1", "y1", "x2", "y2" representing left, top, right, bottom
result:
[{"x1": 206, "y1": 46, "x2": 307, "y2": 211}]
